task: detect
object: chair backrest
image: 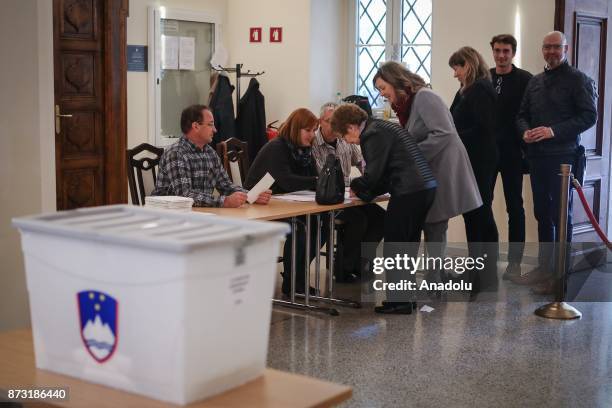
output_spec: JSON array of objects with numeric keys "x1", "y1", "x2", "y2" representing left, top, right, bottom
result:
[
  {"x1": 127, "y1": 143, "x2": 164, "y2": 205},
  {"x1": 216, "y1": 137, "x2": 250, "y2": 186}
]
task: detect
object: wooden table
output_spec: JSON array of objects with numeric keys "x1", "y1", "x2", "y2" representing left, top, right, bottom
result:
[
  {"x1": 0, "y1": 330, "x2": 352, "y2": 408},
  {"x1": 194, "y1": 197, "x2": 387, "y2": 315},
  {"x1": 194, "y1": 197, "x2": 385, "y2": 221}
]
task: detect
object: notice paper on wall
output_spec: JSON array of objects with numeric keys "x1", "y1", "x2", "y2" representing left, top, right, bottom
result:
[
  {"x1": 247, "y1": 172, "x2": 275, "y2": 204},
  {"x1": 179, "y1": 36, "x2": 195, "y2": 70},
  {"x1": 161, "y1": 35, "x2": 179, "y2": 70}
]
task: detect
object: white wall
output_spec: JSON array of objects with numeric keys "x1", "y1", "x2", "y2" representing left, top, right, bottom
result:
[
  {"x1": 430, "y1": 0, "x2": 555, "y2": 243},
  {"x1": 309, "y1": 0, "x2": 348, "y2": 112},
  {"x1": 0, "y1": 0, "x2": 54, "y2": 331},
  {"x1": 126, "y1": 0, "x2": 228, "y2": 149},
  {"x1": 225, "y1": 0, "x2": 314, "y2": 125}
]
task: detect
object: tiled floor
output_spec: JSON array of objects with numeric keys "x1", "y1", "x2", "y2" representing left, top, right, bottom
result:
[{"x1": 267, "y1": 260, "x2": 612, "y2": 408}]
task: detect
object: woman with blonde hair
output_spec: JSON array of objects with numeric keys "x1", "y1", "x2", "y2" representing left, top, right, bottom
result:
[
  {"x1": 449, "y1": 46, "x2": 499, "y2": 295},
  {"x1": 373, "y1": 61, "x2": 482, "y2": 288}
]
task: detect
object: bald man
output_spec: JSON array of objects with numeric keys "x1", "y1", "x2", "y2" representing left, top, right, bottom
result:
[{"x1": 515, "y1": 31, "x2": 597, "y2": 294}]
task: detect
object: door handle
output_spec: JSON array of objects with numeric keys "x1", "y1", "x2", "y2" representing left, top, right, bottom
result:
[{"x1": 55, "y1": 105, "x2": 73, "y2": 134}]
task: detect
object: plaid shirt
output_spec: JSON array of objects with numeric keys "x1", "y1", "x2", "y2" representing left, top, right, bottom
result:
[
  {"x1": 152, "y1": 136, "x2": 245, "y2": 207},
  {"x1": 311, "y1": 128, "x2": 363, "y2": 184}
]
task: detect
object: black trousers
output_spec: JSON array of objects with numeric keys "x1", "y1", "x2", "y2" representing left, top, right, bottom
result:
[
  {"x1": 492, "y1": 142, "x2": 526, "y2": 264},
  {"x1": 336, "y1": 204, "x2": 386, "y2": 275},
  {"x1": 383, "y1": 188, "x2": 436, "y2": 302},
  {"x1": 529, "y1": 153, "x2": 575, "y2": 274},
  {"x1": 282, "y1": 214, "x2": 329, "y2": 292},
  {"x1": 464, "y1": 162, "x2": 499, "y2": 291}
]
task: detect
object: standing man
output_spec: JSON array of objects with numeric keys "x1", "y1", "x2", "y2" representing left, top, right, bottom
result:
[
  {"x1": 515, "y1": 31, "x2": 597, "y2": 293},
  {"x1": 489, "y1": 34, "x2": 533, "y2": 281},
  {"x1": 153, "y1": 104, "x2": 271, "y2": 207},
  {"x1": 311, "y1": 102, "x2": 385, "y2": 283}
]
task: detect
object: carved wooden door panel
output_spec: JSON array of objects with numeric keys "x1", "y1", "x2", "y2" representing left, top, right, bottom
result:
[
  {"x1": 557, "y1": 0, "x2": 611, "y2": 248},
  {"x1": 53, "y1": 0, "x2": 128, "y2": 210}
]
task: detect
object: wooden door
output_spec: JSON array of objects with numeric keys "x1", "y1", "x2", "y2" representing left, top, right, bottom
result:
[
  {"x1": 53, "y1": 0, "x2": 128, "y2": 210},
  {"x1": 556, "y1": 0, "x2": 611, "y2": 261}
]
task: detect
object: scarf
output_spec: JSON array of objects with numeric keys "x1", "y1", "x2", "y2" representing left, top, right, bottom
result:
[
  {"x1": 391, "y1": 90, "x2": 415, "y2": 128},
  {"x1": 286, "y1": 139, "x2": 314, "y2": 169}
]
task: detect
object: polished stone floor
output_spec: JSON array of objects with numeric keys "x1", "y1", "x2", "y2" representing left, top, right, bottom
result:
[{"x1": 267, "y1": 259, "x2": 612, "y2": 408}]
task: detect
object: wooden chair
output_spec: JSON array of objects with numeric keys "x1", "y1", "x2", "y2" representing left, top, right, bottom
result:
[
  {"x1": 216, "y1": 138, "x2": 250, "y2": 186},
  {"x1": 127, "y1": 143, "x2": 164, "y2": 205}
]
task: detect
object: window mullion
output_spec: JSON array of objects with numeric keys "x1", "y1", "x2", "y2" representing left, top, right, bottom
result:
[{"x1": 390, "y1": 0, "x2": 402, "y2": 61}]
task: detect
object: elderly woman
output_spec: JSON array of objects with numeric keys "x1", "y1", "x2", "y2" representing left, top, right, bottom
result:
[
  {"x1": 449, "y1": 46, "x2": 500, "y2": 294},
  {"x1": 373, "y1": 61, "x2": 481, "y2": 286},
  {"x1": 331, "y1": 104, "x2": 436, "y2": 314},
  {"x1": 245, "y1": 108, "x2": 327, "y2": 296}
]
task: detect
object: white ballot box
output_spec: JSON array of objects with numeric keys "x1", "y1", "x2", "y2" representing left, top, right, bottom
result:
[{"x1": 12, "y1": 205, "x2": 289, "y2": 405}]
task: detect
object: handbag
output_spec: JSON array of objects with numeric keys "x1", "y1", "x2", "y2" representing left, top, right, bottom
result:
[{"x1": 316, "y1": 154, "x2": 345, "y2": 204}]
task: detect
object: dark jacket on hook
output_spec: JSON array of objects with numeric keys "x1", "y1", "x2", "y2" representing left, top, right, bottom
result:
[
  {"x1": 209, "y1": 74, "x2": 236, "y2": 147},
  {"x1": 236, "y1": 78, "x2": 267, "y2": 162}
]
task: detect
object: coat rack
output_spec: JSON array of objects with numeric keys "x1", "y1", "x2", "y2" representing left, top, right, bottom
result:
[{"x1": 212, "y1": 64, "x2": 265, "y2": 116}]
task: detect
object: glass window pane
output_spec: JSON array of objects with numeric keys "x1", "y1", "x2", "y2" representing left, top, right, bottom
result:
[
  {"x1": 160, "y1": 19, "x2": 214, "y2": 140},
  {"x1": 358, "y1": 0, "x2": 387, "y2": 45},
  {"x1": 400, "y1": 0, "x2": 431, "y2": 82},
  {"x1": 357, "y1": 45, "x2": 386, "y2": 107}
]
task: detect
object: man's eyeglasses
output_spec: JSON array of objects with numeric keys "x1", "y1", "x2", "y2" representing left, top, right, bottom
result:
[
  {"x1": 542, "y1": 44, "x2": 565, "y2": 50},
  {"x1": 495, "y1": 76, "x2": 502, "y2": 95},
  {"x1": 196, "y1": 121, "x2": 215, "y2": 128}
]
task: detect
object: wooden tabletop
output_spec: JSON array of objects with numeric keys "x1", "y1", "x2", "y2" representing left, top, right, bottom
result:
[
  {"x1": 194, "y1": 196, "x2": 388, "y2": 221},
  {"x1": 0, "y1": 330, "x2": 351, "y2": 408}
]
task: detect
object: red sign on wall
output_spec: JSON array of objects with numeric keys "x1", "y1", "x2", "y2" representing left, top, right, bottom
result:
[
  {"x1": 270, "y1": 27, "x2": 283, "y2": 43},
  {"x1": 249, "y1": 27, "x2": 262, "y2": 43}
]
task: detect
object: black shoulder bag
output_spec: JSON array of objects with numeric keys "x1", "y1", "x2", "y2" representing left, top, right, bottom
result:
[{"x1": 316, "y1": 154, "x2": 345, "y2": 204}]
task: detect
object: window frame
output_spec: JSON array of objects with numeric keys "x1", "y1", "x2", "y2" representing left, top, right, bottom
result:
[
  {"x1": 147, "y1": 7, "x2": 221, "y2": 146},
  {"x1": 349, "y1": 0, "x2": 433, "y2": 109}
]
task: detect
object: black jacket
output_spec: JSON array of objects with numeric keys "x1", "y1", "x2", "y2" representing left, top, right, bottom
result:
[
  {"x1": 209, "y1": 75, "x2": 236, "y2": 147},
  {"x1": 245, "y1": 137, "x2": 317, "y2": 194},
  {"x1": 450, "y1": 78, "x2": 498, "y2": 168},
  {"x1": 517, "y1": 60, "x2": 597, "y2": 157},
  {"x1": 350, "y1": 119, "x2": 436, "y2": 202},
  {"x1": 490, "y1": 65, "x2": 532, "y2": 144},
  {"x1": 237, "y1": 78, "x2": 267, "y2": 162}
]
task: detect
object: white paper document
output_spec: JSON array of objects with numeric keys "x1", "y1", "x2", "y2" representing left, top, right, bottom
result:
[
  {"x1": 161, "y1": 35, "x2": 179, "y2": 70},
  {"x1": 420, "y1": 305, "x2": 435, "y2": 313},
  {"x1": 179, "y1": 36, "x2": 195, "y2": 70},
  {"x1": 247, "y1": 172, "x2": 275, "y2": 204}
]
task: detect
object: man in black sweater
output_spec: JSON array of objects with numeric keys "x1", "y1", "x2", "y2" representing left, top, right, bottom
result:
[
  {"x1": 489, "y1": 34, "x2": 533, "y2": 281},
  {"x1": 515, "y1": 31, "x2": 597, "y2": 294}
]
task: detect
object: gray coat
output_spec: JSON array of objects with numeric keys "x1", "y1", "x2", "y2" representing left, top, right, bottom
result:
[{"x1": 406, "y1": 88, "x2": 482, "y2": 223}]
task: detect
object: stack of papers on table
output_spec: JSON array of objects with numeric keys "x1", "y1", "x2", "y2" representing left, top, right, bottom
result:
[{"x1": 144, "y1": 196, "x2": 194, "y2": 211}]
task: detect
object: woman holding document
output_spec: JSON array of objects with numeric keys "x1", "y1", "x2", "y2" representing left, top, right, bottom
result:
[{"x1": 245, "y1": 108, "x2": 327, "y2": 296}]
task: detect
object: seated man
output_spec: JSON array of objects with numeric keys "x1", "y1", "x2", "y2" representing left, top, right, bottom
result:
[
  {"x1": 152, "y1": 104, "x2": 270, "y2": 207},
  {"x1": 311, "y1": 102, "x2": 385, "y2": 282}
]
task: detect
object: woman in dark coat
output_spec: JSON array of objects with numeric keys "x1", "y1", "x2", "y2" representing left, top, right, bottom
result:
[
  {"x1": 331, "y1": 104, "x2": 436, "y2": 314},
  {"x1": 449, "y1": 46, "x2": 500, "y2": 294},
  {"x1": 245, "y1": 108, "x2": 326, "y2": 296}
]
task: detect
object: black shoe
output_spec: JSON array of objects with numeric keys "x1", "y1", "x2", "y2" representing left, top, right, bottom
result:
[
  {"x1": 281, "y1": 283, "x2": 316, "y2": 297},
  {"x1": 335, "y1": 272, "x2": 359, "y2": 283},
  {"x1": 374, "y1": 302, "x2": 413, "y2": 314}
]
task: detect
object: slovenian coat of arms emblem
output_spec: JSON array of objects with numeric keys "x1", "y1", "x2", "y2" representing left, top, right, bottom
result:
[{"x1": 77, "y1": 290, "x2": 118, "y2": 363}]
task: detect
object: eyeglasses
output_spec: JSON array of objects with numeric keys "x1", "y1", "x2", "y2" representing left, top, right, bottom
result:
[
  {"x1": 542, "y1": 44, "x2": 565, "y2": 50},
  {"x1": 495, "y1": 76, "x2": 502, "y2": 95},
  {"x1": 196, "y1": 121, "x2": 215, "y2": 128}
]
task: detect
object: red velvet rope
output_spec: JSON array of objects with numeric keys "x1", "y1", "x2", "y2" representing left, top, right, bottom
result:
[{"x1": 572, "y1": 178, "x2": 612, "y2": 250}]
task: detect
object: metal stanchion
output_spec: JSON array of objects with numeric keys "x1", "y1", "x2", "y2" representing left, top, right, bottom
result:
[{"x1": 535, "y1": 164, "x2": 582, "y2": 320}]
